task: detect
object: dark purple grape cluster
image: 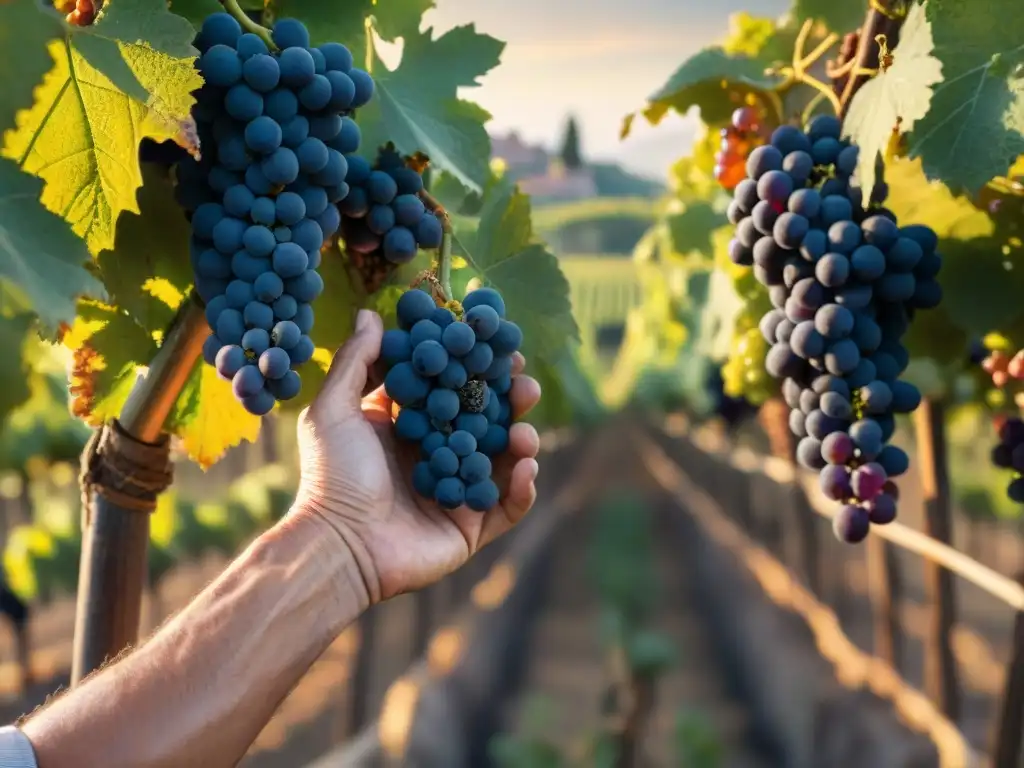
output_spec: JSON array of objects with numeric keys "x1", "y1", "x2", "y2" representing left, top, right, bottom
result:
[
  {"x1": 990, "y1": 417, "x2": 1024, "y2": 503},
  {"x1": 378, "y1": 287, "x2": 521, "y2": 511},
  {"x1": 726, "y1": 115, "x2": 943, "y2": 543},
  {"x1": 339, "y1": 148, "x2": 443, "y2": 266},
  {"x1": 179, "y1": 13, "x2": 374, "y2": 414}
]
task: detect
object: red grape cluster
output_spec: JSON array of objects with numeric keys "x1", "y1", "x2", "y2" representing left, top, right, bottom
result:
[{"x1": 715, "y1": 106, "x2": 770, "y2": 191}]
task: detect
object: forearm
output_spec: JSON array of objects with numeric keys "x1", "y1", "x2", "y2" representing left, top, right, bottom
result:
[{"x1": 22, "y1": 511, "x2": 369, "y2": 768}]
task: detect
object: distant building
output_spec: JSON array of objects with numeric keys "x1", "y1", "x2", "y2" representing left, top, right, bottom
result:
[
  {"x1": 491, "y1": 132, "x2": 549, "y2": 177},
  {"x1": 490, "y1": 130, "x2": 661, "y2": 203},
  {"x1": 491, "y1": 132, "x2": 598, "y2": 203}
]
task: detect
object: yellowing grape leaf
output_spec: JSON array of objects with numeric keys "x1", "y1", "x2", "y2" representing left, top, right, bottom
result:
[
  {"x1": 95, "y1": 165, "x2": 194, "y2": 334},
  {"x1": 843, "y1": 2, "x2": 943, "y2": 202},
  {"x1": 0, "y1": 158, "x2": 104, "y2": 331},
  {"x1": 64, "y1": 302, "x2": 157, "y2": 426},
  {"x1": 912, "y1": 0, "x2": 1024, "y2": 192},
  {"x1": 169, "y1": 363, "x2": 261, "y2": 469},
  {"x1": 2, "y1": 0, "x2": 202, "y2": 254},
  {"x1": 454, "y1": 177, "x2": 578, "y2": 362}
]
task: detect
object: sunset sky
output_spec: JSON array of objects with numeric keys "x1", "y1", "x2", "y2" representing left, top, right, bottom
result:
[{"x1": 422, "y1": 0, "x2": 792, "y2": 176}]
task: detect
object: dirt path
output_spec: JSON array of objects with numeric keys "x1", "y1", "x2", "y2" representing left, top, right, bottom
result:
[{"x1": 499, "y1": 442, "x2": 772, "y2": 766}]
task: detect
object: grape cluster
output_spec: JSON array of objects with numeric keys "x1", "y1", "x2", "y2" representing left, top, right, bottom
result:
[
  {"x1": 727, "y1": 114, "x2": 943, "y2": 543},
  {"x1": 339, "y1": 148, "x2": 444, "y2": 278},
  {"x1": 980, "y1": 347, "x2": 1024, "y2": 389},
  {"x1": 379, "y1": 287, "x2": 522, "y2": 511},
  {"x1": 715, "y1": 106, "x2": 770, "y2": 191},
  {"x1": 64, "y1": 0, "x2": 95, "y2": 26},
  {"x1": 179, "y1": 13, "x2": 374, "y2": 415},
  {"x1": 991, "y1": 416, "x2": 1024, "y2": 503}
]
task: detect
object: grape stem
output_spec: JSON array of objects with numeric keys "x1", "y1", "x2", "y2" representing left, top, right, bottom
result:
[
  {"x1": 419, "y1": 190, "x2": 455, "y2": 302},
  {"x1": 773, "y1": 19, "x2": 842, "y2": 115},
  {"x1": 837, "y1": 0, "x2": 907, "y2": 118},
  {"x1": 218, "y1": 0, "x2": 277, "y2": 51}
]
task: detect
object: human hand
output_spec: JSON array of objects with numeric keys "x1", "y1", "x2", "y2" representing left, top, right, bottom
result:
[{"x1": 293, "y1": 309, "x2": 542, "y2": 605}]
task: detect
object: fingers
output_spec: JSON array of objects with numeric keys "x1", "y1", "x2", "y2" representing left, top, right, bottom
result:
[
  {"x1": 508, "y1": 422, "x2": 540, "y2": 459},
  {"x1": 478, "y1": 458, "x2": 539, "y2": 548},
  {"x1": 511, "y1": 352, "x2": 526, "y2": 376},
  {"x1": 312, "y1": 310, "x2": 383, "y2": 419},
  {"x1": 508, "y1": 375, "x2": 541, "y2": 420}
]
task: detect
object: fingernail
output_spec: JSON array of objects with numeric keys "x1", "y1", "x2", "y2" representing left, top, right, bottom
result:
[
  {"x1": 527, "y1": 459, "x2": 539, "y2": 481},
  {"x1": 356, "y1": 309, "x2": 372, "y2": 331}
]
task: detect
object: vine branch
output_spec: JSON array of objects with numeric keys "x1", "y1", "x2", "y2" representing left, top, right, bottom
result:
[
  {"x1": 837, "y1": 0, "x2": 906, "y2": 118},
  {"x1": 218, "y1": 0, "x2": 277, "y2": 50}
]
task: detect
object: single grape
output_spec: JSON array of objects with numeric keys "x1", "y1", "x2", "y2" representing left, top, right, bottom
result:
[
  {"x1": 411, "y1": 340, "x2": 448, "y2": 377},
  {"x1": 459, "y1": 452, "x2": 492, "y2": 484},
  {"x1": 819, "y1": 464, "x2": 852, "y2": 501},
  {"x1": 852, "y1": 462, "x2": 887, "y2": 500},
  {"x1": 380, "y1": 329, "x2": 412, "y2": 365},
  {"x1": 426, "y1": 388, "x2": 461, "y2": 422},
  {"x1": 395, "y1": 408, "x2": 431, "y2": 442},
  {"x1": 259, "y1": 347, "x2": 291, "y2": 379},
  {"x1": 409, "y1": 319, "x2": 442, "y2": 347},
  {"x1": 833, "y1": 504, "x2": 870, "y2": 543},
  {"x1": 434, "y1": 477, "x2": 465, "y2": 510},
  {"x1": 396, "y1": 290, "x2": 436, "y2": 329},
  {"x1": 438, "y1": 360, "x2": 468, "y2": 390},
  {"x1": 430, "y1": 446, "x2": 460, "y2": 478},
  {"x1": 465, "y1": 479, "x2": 499, "y2": 512},
  {"x1": 821, "y1": 431, "x2": 854, "y2": 464},
  {"x1": 421, "y1": 432, "x2": 447, "y2": 458},
  {"x1": 266, "y1": 369, "x2": 301, "y2": 400},
  {"x1": 241, "y1": 327, "x2": 270, "y2": 356},
  {"x1": 233, "y1": 364, "x2": 265, "y2": 398},
  {"x1": 384, "y1": 361, "x2": 430, "y2": 405}
]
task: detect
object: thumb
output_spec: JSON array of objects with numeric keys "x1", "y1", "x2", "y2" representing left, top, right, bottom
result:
[{"x1": 316, "y1": 309, "x2": 384, "y2": 415}]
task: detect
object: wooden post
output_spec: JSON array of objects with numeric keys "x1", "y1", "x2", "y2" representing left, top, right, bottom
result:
[
  {"x1": 866, "y1": 535, "x2": 903, "y2": 670},
  {"x1": 71, "y1": 298, "x2": 207, "y2": 685},
  {"x1": 990, "y1": 573, "x2": 1024, "y2": 766},
  {"x1": 913, "y1": 397, "x2": 961, "y2": 721},
  {"x1": 793, "y1": 490, "x2": 821, "y2": 596}
]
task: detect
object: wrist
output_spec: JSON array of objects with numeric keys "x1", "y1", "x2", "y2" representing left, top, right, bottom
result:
[{"x1": 279, "y1": 501, "x2": 382, "y2": 612}]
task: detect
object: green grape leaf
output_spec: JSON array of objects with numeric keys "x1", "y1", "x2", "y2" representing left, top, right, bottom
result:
[
  {"x1": 268, "y1": 0, "x2": 500, "y2": 188},
  {"x1": 843, "y1": 2, "x2": 943, "y2": 200},
  {"x1": 666, "y1": 201, "x2": 727, "y2": 256},
  {"x1": 64, "y1": 302, "x2": 157, "y2": 426},
  {"x1": 269, "y1": 0, "x2": 434, "y2": 71},
  {"x1": 792, "y1": 0, "x2": 863, "y2": 35},
  {"x1": 168, "y1": 0, "x2": 221, "y2": 30},
  {"x1": 0, "y1": 158, "x2": 104, "y2": 331},
  {"x1": 454, "y1": 177, "x2": 578, "y2": 362},
  {"x1": 2, "y1": 0, "x2": 202, "y2": 254},
  {"x1": 629, "y1": 48, "x2": 783, "y2": 133},
  {"x1": 0, "y1": 0, "x2": 62, "y2": 133},
  {"x1": 909, "y1": 0, "x2": 1024, "y2": 192},
  {"x1": 356, "y1": 25, "x2": 504, "y2": 191},
  {"x1": 0, "y1": 315, "x2": 35, "y2": 427},
  {"x1": 95, "y1": 164, "x2": 194, "y2": 334}
]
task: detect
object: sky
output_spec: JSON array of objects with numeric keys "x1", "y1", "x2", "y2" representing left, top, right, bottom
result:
[{"x1": 417, "y1": 0, "x2": 793, "y2": 177}]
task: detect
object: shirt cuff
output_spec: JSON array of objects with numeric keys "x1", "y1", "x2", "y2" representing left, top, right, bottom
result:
[{"x1": 0, "y1": 726, "x2": 37, "y2": 768}]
